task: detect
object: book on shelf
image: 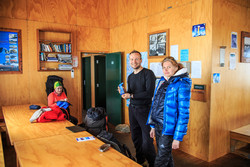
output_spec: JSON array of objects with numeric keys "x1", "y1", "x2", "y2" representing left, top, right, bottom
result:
[
  {"x1": 58, "y1": 64, "x2": 72, "y2": 70},
  {"x1": 47, "y1": 57, "x2": 58, "y2": 62},
  {"x1": 47, "y1": 53, "x2": 57, "y2": 58},
  {"x1": 40, "y1": 43, "x2": 52, "y2": 52},
  {"x1": 40, "y1": 52, "x2": 46, "y2": 61},
  {"x1": 58, "y1": 54, "x2": 72, "y2": 63},
  {"x1": 40, "y1": 43, "x2": 71, "y2": 53}
]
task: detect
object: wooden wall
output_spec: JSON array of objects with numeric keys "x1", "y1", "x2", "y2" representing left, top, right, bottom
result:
[
  {"x1": 110, "y1": 0, "x2": 212, "y2": 161},
  {"x1": 209, "y1": 0, "x2": 250, "y2": 161},
  {"x1": 109, "y1": 0, "x2": 250, "y2": 162},
  {"x1": 0, "y1": 0, "x2": 110, "y2": 123},
  {"x1": 0, "y1": 0, "x2": 249, "y2": 162}
]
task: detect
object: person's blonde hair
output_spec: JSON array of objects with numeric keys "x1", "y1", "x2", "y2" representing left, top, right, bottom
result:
[{"x1": 161, "y1": 56, "x2": 184, "y2": 70}]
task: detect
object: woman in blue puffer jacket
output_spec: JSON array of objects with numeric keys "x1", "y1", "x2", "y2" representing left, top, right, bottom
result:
[{"x1": 147, "y1": 56, "x2": 192, "y2": 167}]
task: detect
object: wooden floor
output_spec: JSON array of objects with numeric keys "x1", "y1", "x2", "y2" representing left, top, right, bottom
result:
[{"x1": 1, "y1": 127, "x2": 250, "y2": 167}]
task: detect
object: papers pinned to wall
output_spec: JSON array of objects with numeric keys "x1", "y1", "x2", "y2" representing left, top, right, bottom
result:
[
  {"x1": 170, "y1": 45, "x2": 178, "y2": 60},
  {"x1": 229, "y1": 53, "x2": 236, "y2": 70},
  {"x1": 191, "y1": 61, "x2": 202, "y2": 78},
  {"x1": 150, "y1": 62, "x2": 164, "y2": 78}
]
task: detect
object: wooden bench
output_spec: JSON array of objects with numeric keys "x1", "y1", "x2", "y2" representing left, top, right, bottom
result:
[
  {"x1": 0, "y1": 132, "x2": 5, "y2": 167},
  {"x1": 230, "y1": 124, "x2": 250, "y2": 159}
]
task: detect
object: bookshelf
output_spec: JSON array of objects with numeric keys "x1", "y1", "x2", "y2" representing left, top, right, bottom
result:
[{"x1": 37, "y1": 30, "x2": 73, "y2": 71}]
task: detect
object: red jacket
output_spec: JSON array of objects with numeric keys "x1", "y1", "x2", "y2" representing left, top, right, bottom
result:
[{"x1": 37, "y1": 105, "x2": 66, "y2": 123}]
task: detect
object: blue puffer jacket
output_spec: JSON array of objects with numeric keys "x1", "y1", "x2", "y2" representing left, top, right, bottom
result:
[{"x1": 147, "y1": 68, "x2": 192, "y2": 141}]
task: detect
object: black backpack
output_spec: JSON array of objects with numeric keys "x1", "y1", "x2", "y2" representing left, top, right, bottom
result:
[
  {"x1": 45, "y1": 75, "x2": 67, "y2": 96},
  {"x1": 97, "y1": 130, "x2": 136, "y2": 161},
  {"x1": 80, "y1": 107, "x2": 108, "y2": 136}
]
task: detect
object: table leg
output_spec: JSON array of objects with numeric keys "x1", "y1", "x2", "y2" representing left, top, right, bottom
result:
[{"x1": 16, "y1": 154, "x2": 20, "y2": 167}]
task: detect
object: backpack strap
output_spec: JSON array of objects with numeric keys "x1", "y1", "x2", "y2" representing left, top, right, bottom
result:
[{"x1": 122, "y1": 144, "x2": 136, "y2": 161}]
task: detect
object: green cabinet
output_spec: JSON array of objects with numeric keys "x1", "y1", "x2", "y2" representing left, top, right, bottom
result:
[{"x1": 105, "y1": 52, "x2": 122, "y2": 125}]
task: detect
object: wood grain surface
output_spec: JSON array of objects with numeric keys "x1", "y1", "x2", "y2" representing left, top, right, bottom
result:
[
  {"x1": 14, "y1": 131, "x2": 141, "y2": 167},
  {"x1": 230, "y1": 124, "x2": 250, "y2": 143},
  {"x1": 3, "y1": 104, "x2": 73, "y2": 145},
  {"x1": 0, "y1": 133, "x2": 5, "y2": 167}
]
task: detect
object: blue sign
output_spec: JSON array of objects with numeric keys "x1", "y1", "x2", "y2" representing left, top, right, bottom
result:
[
  {"x1": 0, "y1": 31, "x2": 19, "y2": 71},
  {"x1": 192, "y1": 23, "x2": 206, "y2": 37},
  {"x1": 180, "y1": 49, "x2": 189, "y2": 61}
]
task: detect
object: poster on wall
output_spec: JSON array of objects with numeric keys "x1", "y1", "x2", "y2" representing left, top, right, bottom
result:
[
  {"x1": 192, "y1": 23, "x2": 206, "y2": 37},
  {"x1": 231, "y1": 32, "x2": 237, "y2": 49},
  {"x1": 213, "y1": 73, "x2": 220, "y2": 83},
  {"x1": 0, "y1": 29, "x2": 22, "y2": 73},
  {"x1": 240, "y1": 31, "x2": 250, "y2": 63},
  {"x1": 148, "y1": 30, "x2": 169, "y2": 58}
]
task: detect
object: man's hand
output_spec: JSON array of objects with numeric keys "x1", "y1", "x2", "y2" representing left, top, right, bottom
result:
[
  {"x1": 172, "y1": 140, "x2": 180, "y2": 149},
  {"x1": 150, "y1": 128, "x2": 155, "y2": 138},
  {"x1": 122, "y1": 93, "x2": 130, "y2": 99},
  {"x1": 117, "y1": 86, "x2": 121, "y2": 94}
]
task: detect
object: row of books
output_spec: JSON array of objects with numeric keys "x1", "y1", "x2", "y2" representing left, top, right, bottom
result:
[
  {"x1": 58, "y1": 64, "x2": 72, "y2": 70},
  {"x1": 40, "y1": 43, "x2": 71, "y2": 53},
  {"x1": 40, "y1": 53, "x2": 72, "y2": 63}
]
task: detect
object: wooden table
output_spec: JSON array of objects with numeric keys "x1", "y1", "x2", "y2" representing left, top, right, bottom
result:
[
  {"x1": 230, "y1": 124, "x2": 250, "y2": 143},
  {"x1": 2, "y1": 104, "x2": 74, "y2": 145},
  {"x1": 14, "y1": 131, "x2": 141, "y2": 167},
  {"x1": 230, "y1": 124, "x2": 250, "y2": 159},
  {"x1": 0, "y1": 133, "x2": 5, "y2": 167}
]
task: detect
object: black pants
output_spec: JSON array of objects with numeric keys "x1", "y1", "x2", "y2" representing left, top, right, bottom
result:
[
  {"x1": 154, "y1": 124, "x2": 174, "y2": 167},
  {"x1": 129, "y1": 104, "x2": 156, "y2": 167}
]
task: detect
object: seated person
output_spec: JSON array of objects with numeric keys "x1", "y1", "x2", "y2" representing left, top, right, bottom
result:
[
  {"x1": 48, "y1": 81, "x2": 78, "y2": 125},
  {"x1": 48, "y1": 81, "x2": 68, "y2": 107}
]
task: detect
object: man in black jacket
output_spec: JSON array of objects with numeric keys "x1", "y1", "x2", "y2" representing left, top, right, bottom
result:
[{"x1": 119, "y1": 50, "x2": 156, "y2": 167}]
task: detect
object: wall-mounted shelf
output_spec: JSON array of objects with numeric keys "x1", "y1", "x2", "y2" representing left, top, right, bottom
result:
[{"x1": 37, "y1": 30, "x2": 73, "y2": 71}]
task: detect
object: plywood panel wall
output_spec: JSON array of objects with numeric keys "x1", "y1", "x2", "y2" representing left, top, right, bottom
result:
[
  {"x1": 77, "y1": 0, "x2": 110, "y2": 28},
  {"x1": 77, "y1": 26, "x2": 110, "y2": 52},
  {"x1": 0, "y1": 0, "x2": 110, "y2": 123},
  {"x1": 27, "y1": 0, "x2": 77, "y2": 25},
  {"x1": 0, "y1": 0, "x2": 27, "y2": 19},
  {"x1": 209, "y1": 0, "x2": 250, "y2": 161},
  {"x1": 0, "y1": 18, "x2": 30, "y2": 112}
]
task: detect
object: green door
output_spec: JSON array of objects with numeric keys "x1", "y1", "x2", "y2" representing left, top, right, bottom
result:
[
  {"x1": 95, "y1": 56, "x2": 106, "y2": 109},
  {"x1": 82, "y1": 57, "x2": 91, "y2": 110},
  {"x1": 105, "y1": 52, "x2": 122, "y2": 125}
]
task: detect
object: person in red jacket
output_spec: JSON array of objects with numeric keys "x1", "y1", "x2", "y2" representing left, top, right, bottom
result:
[
  {"x1": 48, "y1": 81, "x2": 68, "y2": 107},
  {"x1": 48, "y1": 81, "x2": 78, "y2": 125}
]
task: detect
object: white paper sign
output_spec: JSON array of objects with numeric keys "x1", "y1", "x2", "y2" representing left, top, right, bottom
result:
[
  {"x1": 229, "y1": 53, "x2": 236, "y2": 70},
  {"x1": 170, "y1": 45, "x2": 178, "y2": 60},
  {"x1": 150, "y1": 62, "x2": 164, "y2": 78},
  {"x1": 191, "y1": 61, "x2": 202, "y2": 78},
  {"x1": 220, "y1": 47, "x2": 226, "y2": 67}
]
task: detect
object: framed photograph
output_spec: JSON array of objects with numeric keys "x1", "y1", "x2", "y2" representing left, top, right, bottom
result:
[
  {"x1": 148, "y1": 30, "x2": 169, "y2": 58},
  {"x1": 0, "y1": 28, "x2": 22, "y2": 73},
  {"x1": 240, "y1": 31, "x2": 250, "y2": 63}
]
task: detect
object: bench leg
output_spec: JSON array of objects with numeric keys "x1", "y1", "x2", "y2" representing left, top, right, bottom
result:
[{"x1": 230, "y1": 139, "x2": 237, "y2": 152}]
